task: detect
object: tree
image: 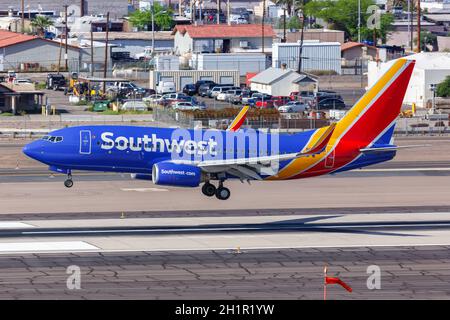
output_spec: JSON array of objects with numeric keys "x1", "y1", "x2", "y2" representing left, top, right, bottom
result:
[
  {"x1": 436, "y1": 76, "x2": 450, "y2": 98},
  {"x1": 129, "y1": 4, "x2": 174, "y2": 31},
  {"x1": 305, "y1": 0, "x2": 394, "y2": 43},
  {"x1": 31, "y1": 15, "x2": 54, "y2": 36}
]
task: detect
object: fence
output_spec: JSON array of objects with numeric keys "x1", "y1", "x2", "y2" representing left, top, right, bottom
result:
[{"x1": 153, "y1": 106, "x2": 330, "y2": 130}]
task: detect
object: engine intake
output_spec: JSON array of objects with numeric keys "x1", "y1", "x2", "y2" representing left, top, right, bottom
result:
[{"x1": 152, "y1": 162, "x2": 203, "y2": 187}]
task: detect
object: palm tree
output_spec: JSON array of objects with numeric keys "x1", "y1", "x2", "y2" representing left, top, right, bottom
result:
[{"x1": 31, "y1": 15, "x2": 54, "y2": 36}]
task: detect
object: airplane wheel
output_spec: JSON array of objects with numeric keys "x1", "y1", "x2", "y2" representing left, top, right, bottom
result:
[
  {"x1": 215, "y1": 187, "x2": 231, "y2": 200},
  {"x1": 202, "y1": 183, "x2": 216, "y2": 197},
  {"x1": 64, "y1": 179, "x2": 73, "y2": 188}
]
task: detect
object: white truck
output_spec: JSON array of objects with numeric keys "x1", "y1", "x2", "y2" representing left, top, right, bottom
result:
[{"x1": 156, "y1": 80, "x2": 176, "y2": 94}]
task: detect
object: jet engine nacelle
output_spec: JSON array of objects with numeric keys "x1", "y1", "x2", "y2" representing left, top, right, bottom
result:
[{"x1": 152, "y1": 162, "x2": 203, "y2": 187}]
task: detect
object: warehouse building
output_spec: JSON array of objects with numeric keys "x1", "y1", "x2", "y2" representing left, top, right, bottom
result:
[
  {"x1": 272, "y1": 41, "x2": 342, "y2": 75},
  {"x1": 0, "y1": 30, "x2": 80, "y2": 72}
]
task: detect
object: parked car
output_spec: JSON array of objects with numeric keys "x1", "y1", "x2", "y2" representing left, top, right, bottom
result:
[
  {"x1": 316, "y1": 98, "x2": 346, "y2": 110},
  {"x1": 121, "y1": 100, "x2": 148, "y2": 111},
  {"x1": 198, "y1": 83, "x2": 217, "y2": 97},
  {"x1": 255, "y1": 99, "x2": 274, "y2": 108},
  {"x1": 278, "y1": 101, "x2": 308, "y2": 113},
  {"x1": 209, "y1": 85, "x2": 234, "y2": 99},
  {"x1": 156, "y1": 81, "x2": 176, "y2": 94},
  {"x1": 241, "y1": 90, "x2": 258, "y2": 104},
  {"x1": 194, "y1": 80, "x2": 216, "y2": 93},
  {"x1": 13, "y1": 78, "x2": 33, "y2": 85},
  {"x1": 217, "y1": 89, "x2": 242, "y2": 101},
  {"x1": 162, "y1": 93, "x2": 190, "y2": 106},
  {"x1": 183, "y1": 83, "x2": 197, "y2": 96},
  {"x1": 272, "y1": 96, "x2": 291, "y2": 107},
  {"x1": 46, "y1": 73, "x2": 66, "y2": 91},
  {"x1": 172, "y1": 101, "x2": 206, "y2": 111},
  {"x1": 143, "y1": 94, "x2": 163, "y2": 104}
]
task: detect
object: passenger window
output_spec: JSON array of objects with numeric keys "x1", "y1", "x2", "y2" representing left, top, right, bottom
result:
[
  {"x1": 49, "y1": 136, "x2": 56, "y2": 142},
  {"x1": 55, "y1": 137, "x2": 63, "y2": 142}
]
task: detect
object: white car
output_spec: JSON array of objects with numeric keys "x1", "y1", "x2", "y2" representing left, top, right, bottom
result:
[
  {"x1": 217, "y1": 89, "x2": 242, "y2": 102},
  {"x1": 278, "y1": 101, "x2": 308, "y2": 113},
  {"x1": 143, "y1": 94, "x2": 163, "y2": 104},
  {"x1": 121, "y1": 100, "x2": 148, "y2": 111},
  {"x1": 172, "y1": 101, "x2": 205, "y2": 111}
]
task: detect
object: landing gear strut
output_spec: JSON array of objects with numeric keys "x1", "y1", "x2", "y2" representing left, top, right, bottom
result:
[
  {"x1": 64, "y1": 173, "x2": 73, "y2": 188},
  {"x1": 215, "y1": 181, "x2": 231, "y2": 201}
]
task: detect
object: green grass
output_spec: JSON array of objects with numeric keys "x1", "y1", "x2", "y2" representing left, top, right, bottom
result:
[{"x1": 0, "y1": 112, "x2": 14, "y2": 117}]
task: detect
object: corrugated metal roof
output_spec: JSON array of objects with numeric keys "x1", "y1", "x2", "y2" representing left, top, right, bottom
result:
[{"x1": 250, "y1": 67, "x2": 294, "y2": 84}]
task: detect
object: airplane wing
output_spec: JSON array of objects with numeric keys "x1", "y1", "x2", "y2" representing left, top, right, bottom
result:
[
  {"x1": 174, "y1": 123, "x2": 337, "y2": 181},
  {"x1": 227, "y1": 105, "x2": 250, "y2": 132},
  {"x1": 360, "y1": 144, "x2": 430, "y2": 153}
]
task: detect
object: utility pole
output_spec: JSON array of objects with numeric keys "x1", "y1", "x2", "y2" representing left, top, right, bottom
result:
[
  {"x1": 227, "y1": 0, "x2": 230, "y2": 26},
  {"x1": 282, "y1": 7, "x2": 286, "y2": 42},
  {"x1": 410, "y1": 0, "x2": 414, "y2": 51},
  {"x1": 417, "y1": 0, "x2": 421, "y2": 52},
  {"x1": 217, "y1": 0, "x2": 221, "y2": 25},
  {"x1": 262, "y1": 0, "x2": 265, "y2": 53},
  {"x1": 297, "y1": 2, "x2": 305, "y2": 73},
  {"x1": 21, "y1": 0, "x2": 24, "y2": 33},
  {"x1": 64, "y1": 5, "x2": 68, "y2": 71},
  {"x1": 103, "y1": 11, "x2": 110, "y2": 93},
  {"x1": 358, "y1": 0, "x2": 361, "y2": 43},
  {"x1": 90, "y1": 30, "x2": 94, "y2": 76}
]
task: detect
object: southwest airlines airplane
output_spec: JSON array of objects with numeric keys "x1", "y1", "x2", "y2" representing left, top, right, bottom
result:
[{"x1": 23, "y1": 58, "x2": 415, "y2": 200}]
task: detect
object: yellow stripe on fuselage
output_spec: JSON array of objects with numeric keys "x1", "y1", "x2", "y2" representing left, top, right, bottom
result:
[{"x1": 266, "y1": 125, "x2": 330, "y2": 180}]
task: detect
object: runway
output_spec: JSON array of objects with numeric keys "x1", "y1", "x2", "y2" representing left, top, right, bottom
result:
[
  {"x1": 0, "y1": 137, "x2": 449, "y2": 299},
  {"x1": 0, "y1": 245, "x2": 448, "y2": 299}
]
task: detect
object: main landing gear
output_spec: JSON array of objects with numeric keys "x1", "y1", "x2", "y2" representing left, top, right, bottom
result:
[
  {"x1": 201, "y1": 181, "x2": 231, "y2": 200},
  {"x1": 64, "y1": 173, "x2": 73, "y2": 188}
]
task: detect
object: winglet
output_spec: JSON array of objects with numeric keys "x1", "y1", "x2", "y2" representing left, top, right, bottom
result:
[
  {"x1": 227, "y1": 105, "x2": 250, "y2": 132},
  {"x1": 300, "y1": 122, "x2": 337, "y2": 156}
]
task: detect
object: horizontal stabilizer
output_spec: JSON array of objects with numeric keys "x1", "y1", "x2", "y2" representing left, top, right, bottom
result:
[{"x1": 360, "y1": 144, "x2": 430, "y2": 153}]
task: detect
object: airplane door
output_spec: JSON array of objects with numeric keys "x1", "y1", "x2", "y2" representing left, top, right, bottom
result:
[
  {"x1": 324, "y1": 146, "x2": 335, "y2": 168},
  {"x1": 79, "y1": 130, "x2": 92, "y2": 155}
]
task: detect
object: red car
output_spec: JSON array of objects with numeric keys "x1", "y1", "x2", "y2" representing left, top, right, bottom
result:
[
  {"x1": 289, "y1": 91, "x2": 299, "y2": 101},
  {"x1": 272, "y1": 96, "x2": 291, "y2": 107},
  {"x1": 255, "y1": 99, "x2": 275, "y2": 108}
]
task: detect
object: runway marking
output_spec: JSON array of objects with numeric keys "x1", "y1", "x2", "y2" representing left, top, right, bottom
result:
[
  {"x1": 0, "y1": 222, "x2": 35, "y2": 229},
  {"x1": 6, "y1": 242, "x2": 450, "y2": 255},
  {"x1": 120, "y1": 188, "x2": 169, "y2": 192},
  {"x1": 0, "y1": 241, "x2": 98, "y2": 253}
]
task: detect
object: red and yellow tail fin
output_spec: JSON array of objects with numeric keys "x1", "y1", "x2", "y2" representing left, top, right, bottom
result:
[
  {"x1": 227, "y1": 105, "x2": 250, "y2": 132},
  {"x1": 333, "y1": 58, "x2": 415, "y2": 147}
]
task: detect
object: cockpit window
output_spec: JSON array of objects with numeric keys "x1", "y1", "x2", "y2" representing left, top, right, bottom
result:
[{"x1": 42, "y1": 135, "x2": 63, "y2": 143}]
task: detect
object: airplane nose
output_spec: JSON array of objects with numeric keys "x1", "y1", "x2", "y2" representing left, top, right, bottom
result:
[{"x1": 22, "y1": 141, "x2": 43, "y2": 161}]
